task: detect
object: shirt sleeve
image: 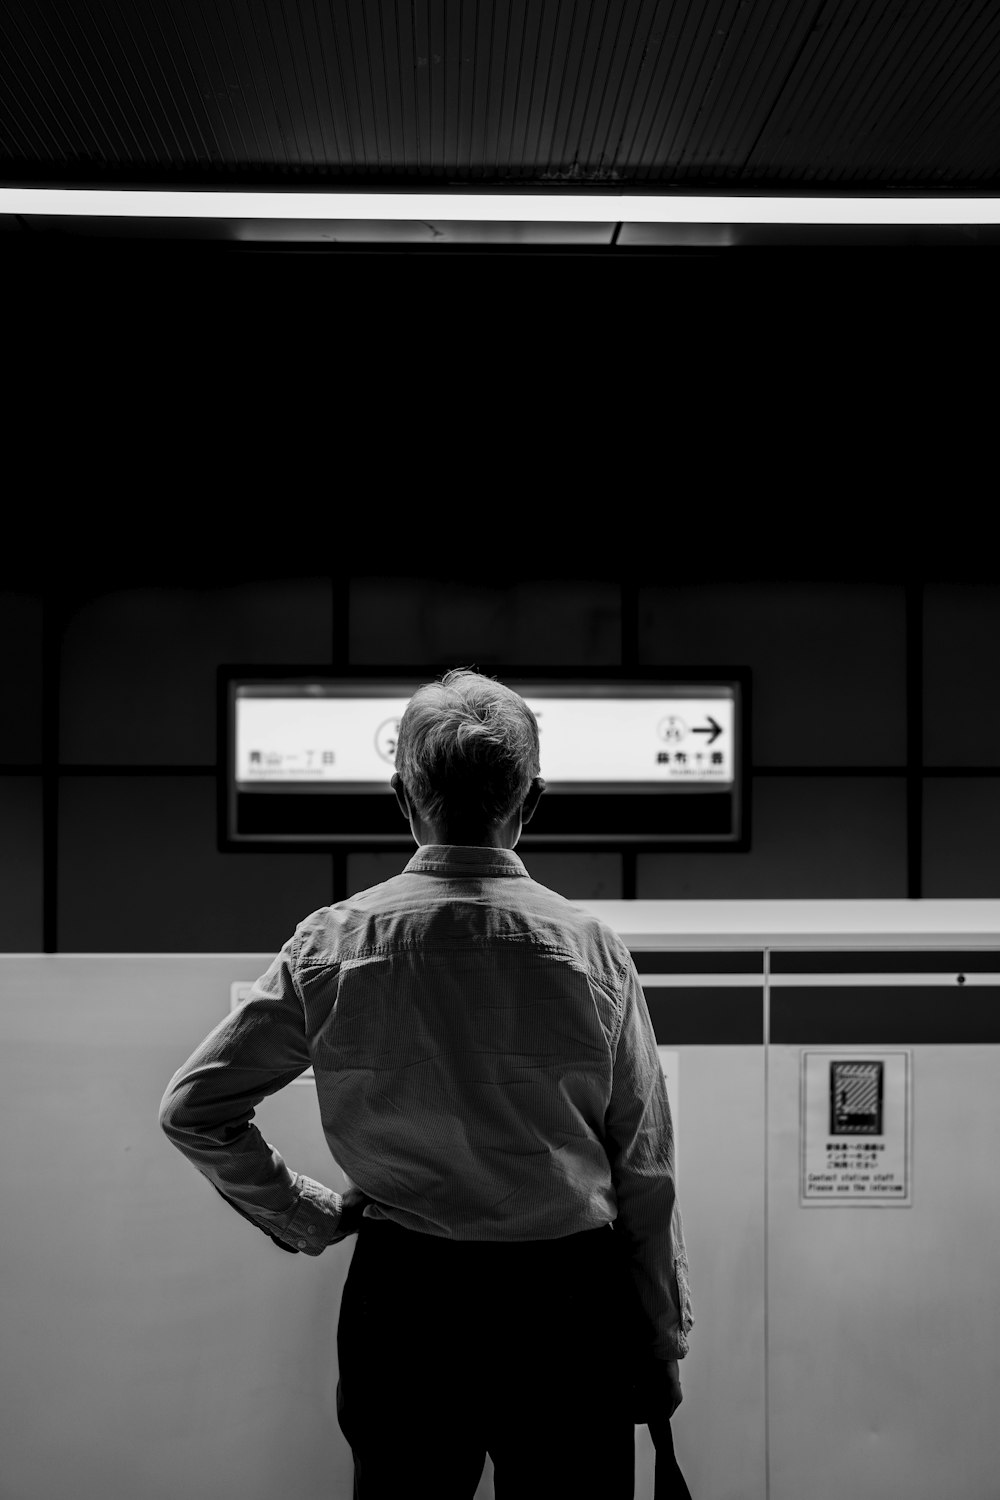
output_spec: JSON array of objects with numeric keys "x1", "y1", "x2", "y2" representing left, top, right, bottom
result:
[
  {"x1": 157, "y1": 933, "x2": 348, "y2": 1255},
  {"x1": 605, "y1": 956, "x2": 694, "y2": 1362}
]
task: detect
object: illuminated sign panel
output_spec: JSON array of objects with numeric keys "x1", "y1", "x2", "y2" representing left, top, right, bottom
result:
[
  {"x1": 222, "y1": 670, "x2": 748, "y2": 849},
  {"x1": 235, "y1": 686, "x2": 735, "y2": 789}
]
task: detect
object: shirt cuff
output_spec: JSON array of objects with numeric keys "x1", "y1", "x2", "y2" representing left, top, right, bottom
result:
[{"x1": 271, "y1": 1174, "x2": 345, "y2": 1255}]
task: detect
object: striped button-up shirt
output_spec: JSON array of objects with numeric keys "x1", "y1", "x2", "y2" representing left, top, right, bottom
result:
[{"x1": 159, "y1": 844, "x2": 693, "y2": 1362}]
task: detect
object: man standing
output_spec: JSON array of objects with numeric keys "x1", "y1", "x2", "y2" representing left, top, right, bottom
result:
[{"x1": 159, "y1": 668, "x2": 693, "y2": 1498}]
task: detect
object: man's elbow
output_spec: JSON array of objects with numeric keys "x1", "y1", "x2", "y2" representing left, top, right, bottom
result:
[{"x1": 158, "y1": 1087, "x2": 184, "y2": 1138}]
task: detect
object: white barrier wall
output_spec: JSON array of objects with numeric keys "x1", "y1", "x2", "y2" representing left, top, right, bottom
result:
[{"x1": 3, "y1": 901, "x2": 998, "y2": 1500}]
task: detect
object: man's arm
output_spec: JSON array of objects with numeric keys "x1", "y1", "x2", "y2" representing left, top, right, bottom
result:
[
  {"x1": 157, "y1": 934, "x2": 354, "y2": 1254},
  {"x1": 604, "y1": 956, "x2": 694, "y2": 1363}
]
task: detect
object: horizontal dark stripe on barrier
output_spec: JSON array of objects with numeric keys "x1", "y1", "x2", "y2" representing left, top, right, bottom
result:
[
  {"x1": 644, "y1": 987, "x2": 763, "y2": 1044},
  {"x1": 631, "y1": 950, "x2": 764, "y2": 974},
  {"x1": 771, "y1": 987, "x2": 1000, "y2": 1043},
  {"x1": 770, "y1": 950, "x2": 1000, "y2": 974}
]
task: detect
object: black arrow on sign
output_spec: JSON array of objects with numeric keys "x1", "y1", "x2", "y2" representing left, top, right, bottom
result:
[{"x1": 691, "y1": 716, "x2": 723, "y2": 745}]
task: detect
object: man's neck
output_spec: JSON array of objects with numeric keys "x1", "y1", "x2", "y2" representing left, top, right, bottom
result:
[
  {"x1": 423, "y1": 834, "x2": 512, "y2": 850},
  {"x1": 418, "y1": 822, "x2": 517, "y2": 849}
]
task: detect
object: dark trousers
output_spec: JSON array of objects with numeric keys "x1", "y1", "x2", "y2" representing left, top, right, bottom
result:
[{"x1": 336, "y1": 1216, "x2": 690, "y2": 1500}]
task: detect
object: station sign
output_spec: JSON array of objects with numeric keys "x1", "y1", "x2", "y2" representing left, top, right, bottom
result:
[
  {"x1": 234, "y1": 685, "x2": 735, "y2": 788},
  {"x1": 224, "y1": 670, "x2": 748, "y2": 848}
]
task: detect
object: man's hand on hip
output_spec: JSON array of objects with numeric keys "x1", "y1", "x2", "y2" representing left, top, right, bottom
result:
[{"x1": 337, "y1": 1183, "x2": 377, "y2": 1237}]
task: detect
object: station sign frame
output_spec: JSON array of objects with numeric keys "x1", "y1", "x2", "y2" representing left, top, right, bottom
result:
[{"x1": 218, "y1": 663, "x2": 751, "y2": 853}]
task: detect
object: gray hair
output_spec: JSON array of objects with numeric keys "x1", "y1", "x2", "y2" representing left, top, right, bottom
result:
[{"x1": 394, "y1": 668, "x2": 540, "y2": 834}]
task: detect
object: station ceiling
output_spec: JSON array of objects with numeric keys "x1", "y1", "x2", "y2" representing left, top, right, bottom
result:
[{"x1": 2, "y1": 0, "x2": 998, "y2": 247}]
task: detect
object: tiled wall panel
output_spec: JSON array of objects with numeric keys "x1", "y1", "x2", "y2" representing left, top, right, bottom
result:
[
  {"x1": 349, "y1": 577, "x2": 621, "y2": 666},
  {"x1": 0, "y1": 778, "x2": 43, "y2": 950},
  {"x1": 60, "y1": 579, "x2": 333, "y2": 764},
  {"x1": 923, "y1": 779, "x2": 1000, "y2": 897},
  {"x1": 637, "y1": 778, "x2": 907, "y2": 898},
  {"x1": 0, "y1": 590, "x2": 43, "y2": 764},
  {"x1": 58, "y1": 777, "x2": 332, "y2": 951},
  {"x1": 638, "y1": 583, "x2": 906, "y2": 767},
  {"x1": 924, "y1": 584, "x2": 1000, "y2": 765}
]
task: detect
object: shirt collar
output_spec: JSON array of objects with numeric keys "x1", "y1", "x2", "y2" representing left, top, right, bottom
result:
[{"x1": 403, "y1": 844, "x2": 529, "y2": 877}]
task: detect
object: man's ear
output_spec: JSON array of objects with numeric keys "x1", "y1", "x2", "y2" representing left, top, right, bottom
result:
[
  {"x1": 391, "y1": 772, "x2": 410, "y2": 822},
  {"x1": 521, "y1": 776, "x2": 545, "y2": 826}
]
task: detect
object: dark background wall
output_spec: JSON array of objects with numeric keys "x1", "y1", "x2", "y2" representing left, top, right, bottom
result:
[
  {"x1": 3, "y1": 567, "x2": 999, "y2": 953},
  {"x1": 5, "y1": 230, "x2": 992, "y2": 955}
]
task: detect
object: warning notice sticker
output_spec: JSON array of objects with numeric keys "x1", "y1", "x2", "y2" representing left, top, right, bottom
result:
[{"x1": 801, "y1": 1051, "x2": 911, "y2": 1206}]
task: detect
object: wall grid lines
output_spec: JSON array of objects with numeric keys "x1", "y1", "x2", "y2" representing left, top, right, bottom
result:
[{"x1": 6, "y1": 574, "x2": 1000, "y2": 951}]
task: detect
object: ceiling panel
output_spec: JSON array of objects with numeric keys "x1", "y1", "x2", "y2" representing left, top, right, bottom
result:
[
  {"x1": 1, "y1": 0, "x2": 998, "y2": 188},
  {"x1": 0, "y1": 0, "x2": 997, "y2": 249}
]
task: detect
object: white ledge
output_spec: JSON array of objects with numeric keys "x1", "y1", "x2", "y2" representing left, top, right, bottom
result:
[{"x1": 570, "y1": 900, "x2": 1000, "y2": 946}]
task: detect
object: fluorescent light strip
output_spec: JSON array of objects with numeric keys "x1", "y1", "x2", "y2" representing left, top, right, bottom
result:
[{"x1": 3, "y1": 187, "x2": 999, "y2": 225}]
